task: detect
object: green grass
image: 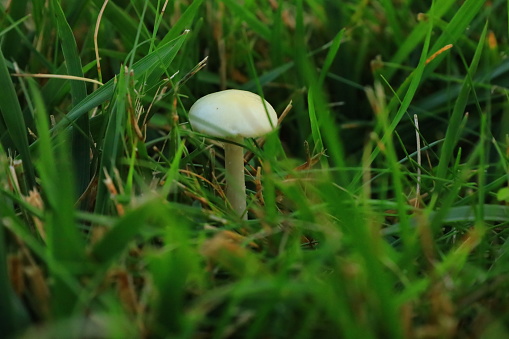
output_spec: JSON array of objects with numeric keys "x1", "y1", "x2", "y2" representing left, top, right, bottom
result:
[{"x1": 1, "y1": 0, "x2": 509, "y2": 338}]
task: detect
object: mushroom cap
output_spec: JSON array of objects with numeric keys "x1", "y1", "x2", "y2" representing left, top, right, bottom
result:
[{"x1": 188, "y1": 89, "x2": 277, "y2": 138}]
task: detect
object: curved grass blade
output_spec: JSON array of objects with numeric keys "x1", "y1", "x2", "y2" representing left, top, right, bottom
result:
[
  {"x1": 1, "y1": 0, "x2": 28, "y2": 60},
  {"x1": 159, "y1": 0, "x2": 204, "y2": 46},
  {"x1": 50, "y1": 33, "x2": 187, "y2": 135},
  {"x1": 0, "y1": 14, "x2": 30, "y2": 39},
  {"x1": 350, "y1": 18, "x2": 434, "y2": 191},
  {"x1": 93, "y1": 68, "x2": 129, "y2": 215},
  {"x1": 0, "y1": 48, "x2": 35, "y2": 187},
  {"x1": 434, "y1": 23, "x2": 488, "y2": 188},
  {"x1": 28, "y1": 78, "x2": 87, "y2": 318},
  {"x1": 0, "y1": 147, "x2": 30, "y2": 337},
  {"x1": 318, "y1": 29, "x2": 345, "y2": 87},
  {"x1": 52, "y1": 0, "x2": 90, "y2": 197},
  {"x1": 424, "y1": 0, "x2": 487, "y2": 77},
  {"x1": 91, "y1": 200, "x2": 158, "y2": 264},
  {"x1": 384, "y1": 2, "x2": 449, "y2": 76},
  {"x1": 90, "y1": 0, "x2": 149, "y2": 49},
  {"x1": 382, "y1": 205, "x2": 509, "y2": 236},
  {"x1": 221, "y1": 0, "x2": 270, "y2": 41}
]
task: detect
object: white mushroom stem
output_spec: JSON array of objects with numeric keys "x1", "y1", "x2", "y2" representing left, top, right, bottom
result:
[{"x1": 224, "y1": 136, "x2": 247, "y2": 220}]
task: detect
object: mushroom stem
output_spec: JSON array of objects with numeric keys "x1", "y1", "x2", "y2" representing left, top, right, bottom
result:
[{"x1": 224, "y1": 136, "x2": 247, "y2": 220}]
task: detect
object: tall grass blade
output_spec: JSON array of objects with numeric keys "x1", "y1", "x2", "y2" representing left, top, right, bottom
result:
[
  {"x1": 0, "y1": 48, "x2": 35, "y2": 187},
  {"x1": 50, "y1": 34, "x2": 186, "y2": 133},
  {"x1": 90, "y1": 0, "x2": 148, "y2": 48},
  {"x1": 221, "y1": 0, "x2": 270, "y2": 41},
  {"x1": 149, "y1": 211, "x2": 197, "y2": 335},
  {"x1": 307, "y1": 89, "x2": 323, "y2": 153},
  {"x1": 51, "y1": 0, "x2": 90, "y2": 197},
  {"x1": 1, "y1": 0, "x2": 28, "y2": 59},
  {"x1": 91, "y1": 201, "x2": 156, "y2": 264},
  {"x1": 93, "y1": 68, "x2": 129, "y2": 215},
  {"x1": 427, "y1": 0, "x2": 487, "y2": 66},
  {"x1": 378, "y1": 0, "x2": 403, "y2": 42},
  {"x1": 0, "y1": 14, "x2": 30, "y2": 39},
  {"x1": 434, "y1": 23, "x2": 488, "y2": 188},
  {"x1": 295, "y1": 0, "x2": 346, "y2": 180},
  {"x1": 350, "y1": 18, "x2": 433, "y2": 189},
  {"x1": 0, "y1": 150, "x2": 29, "y2": 336},
  {"x1": 318, "y1": 29, "x2": 345, "y2": 87},
  {"x1": 385, "y1": 0, "x2": 456, "y2": 80},
  {"x1": 159, "y1": 0, "x2": 204, "y2": 45},
  {"x1": 29, "y1": 79, "x2": 86, "y2": 317}
]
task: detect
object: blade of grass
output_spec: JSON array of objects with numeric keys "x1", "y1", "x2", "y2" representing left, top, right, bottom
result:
[
  {"x1": 51, "y1": 0, "x2": 90, "y2": 198},
  {"x1": 1, "y1": 0, "x2": 28, "y2": 59},
  {"x1": 382, "y1": 205, "x2": 509, "y2": 237},
  {"x1": 295, "y1": 0, "x2": 346, "y2": 181},
  {"x1": 48, "y1": 33, "x2": 186, "y2": 134},
  {"x1": 385, "y1": 0, "x2": 465, "y2": 81},
  {"x1": 93, "y1": 67, "x2": 129, "y2": 215},
  {"x1": 240, "y1": 62, "x2": 294, "y2": 91},
  {"x1": 159, "y1": 0, "x2": 204, "y2": 46},
  {"x1": 29, "y1": 78, "x2": 87, "y2": 317},
  {"x1": 91, "y1": 200, "x2": 157, "y2": 264},
  {"x1": 307, "y1": 89, "x2": 323, "y2": 154},
  {"x1": 0, "y1": 48, "x2": 35, "y2": 188},
  {"x1": 378, "y1": 0, "x2": 403, "y2": 42},
  {"x1": 0, "y1": 14, "x2": 30, "y2": 39},
  {"x1": 127, "y1": 0, "x2": 150, "y2": 69},
  {"x1": 0, "y1": 149, "x2": 46, "y2": 260},
  {"x1": 0, "y1": 6, "x2": 55, "y2": 72},
  {"x1": 374, "y1": 94, "x2": 418, "y2": 271},
  {"x1": 0, "y1": 148, "x2": 30, "y2": 336},
  {"x1": 318, "y1": 29, "x2": 345, "y2": 87},
  {"x1": 350, "y1": 16, "x2": 434, "y2": 191},
  {"x1": 424, "y1": 0, "x2": 487, "y2": 77},
  {"x1": 161, "y1": 140, "x2": 186, "y2": 197},
  {"x1": 31, "y1": 0, "x2": 45, "y2": 31},
  {"x1": 148, "y1": 211, "x2": 198, "y2": 335},
  {"x1": 221, "y1": 0, "x2": 270, "y2": 41},
  {"x1": 296, "y1": 1, "x2": 403, "y2": 337},
  {"x1": 433, "y1": 23, "x2": 488, "y2": 196},
  {"x1": 429, "y1": 140, "x2": 483, "y2": 234},
  {"x1": 90, "y1": 0, "x2": 149, "y2": 49}
]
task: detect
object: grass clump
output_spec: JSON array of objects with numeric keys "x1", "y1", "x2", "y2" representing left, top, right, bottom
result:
[{"x1": 1, "y1": 0, "x2": 509, "y2": 338}]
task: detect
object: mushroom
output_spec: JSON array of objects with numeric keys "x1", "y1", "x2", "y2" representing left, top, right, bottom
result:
[{"x1": 188, "y1": 89, "x2": 277, "y2": 220}]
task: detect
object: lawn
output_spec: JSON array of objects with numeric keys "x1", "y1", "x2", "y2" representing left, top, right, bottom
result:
[{"x1": 1, "y1": 0, "x2": 509, "y2": 338}]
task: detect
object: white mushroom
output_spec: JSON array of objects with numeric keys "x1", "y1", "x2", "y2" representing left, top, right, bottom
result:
[{"x1": 189, "y1": 89, "x2": 277, "y2": 220}]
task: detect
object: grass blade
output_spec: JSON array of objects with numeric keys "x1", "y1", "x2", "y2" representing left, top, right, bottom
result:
[
  {"x1": 318, "y1": 29, "x2": 345, "y2": 87},
  {"x1": 0, "y1": 14, "x2": 30, "y2": 39},
  {"x1": 93, "y1": 68, "x2": 129, "y2": 215},
  {"x1": 91, "y1": 201, "x2": 156, "y2": 264},
  {"x1": 29, "y1": 78, "x2": 86, "y2": 317},
  {"x1": 1, "y1": 0, "x2": 28, "y2": 59},
  {"x1": 159, "y1": 0, "x2": 204, "y2": 46},
  {"x1": 434, "y1": 23, "x2": 488, "y2": 188},
  {"x1": 91, "y1": 0, "x2": 149, "y2": 49},
  {"x1": 148, "y1": 213, "x2": 197, "y2": 335},
  {"x1": 385, "y1": 0, "x2": 460, "y2": 80},
  {"x1": 425, "y1": 0, "x2": 487, "y2": 74},
  {"x1": 0, "y1": 48, "x2": 35, "y2": 187},
  {"x1": 49, "y1": 33, "x2": 186, "y2": 134},
  {"x1": 350, "y1": 18, "x2": 433, "y2": 190},
  {"x1": 221, "y1": 0, "x2": 270, "y2": 41},
  {"x1": 307, "y1": 88, "x2": 323, "y2": 153},
  {"x1": 378, "y1": 0, "x2": 403, "y2": 42},
  {"x1": 51, "y1": 0, "x2": 90, "y2": 197},
  {"x1": 0, "y1": 149, "x2": 30, "y2": 336}
]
